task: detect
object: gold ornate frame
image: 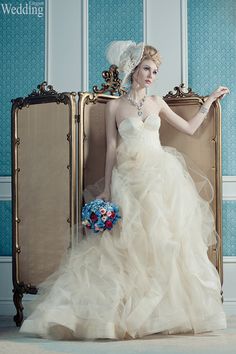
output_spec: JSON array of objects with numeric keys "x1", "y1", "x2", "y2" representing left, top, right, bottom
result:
[{"x1": 11, "y1": 82, "x2": 77, "y2": 326}]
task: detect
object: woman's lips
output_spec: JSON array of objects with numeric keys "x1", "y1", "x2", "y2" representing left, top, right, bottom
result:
[{"x1": 145, "y1": 80, "x2": 151, "y2": 84}]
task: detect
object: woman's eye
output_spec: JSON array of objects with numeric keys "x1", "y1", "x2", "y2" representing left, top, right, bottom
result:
[
  {"x1": 153, "y1": 71, "x2": 158, "y2": 75},
  {"x1": 143, "y1": 67, "x2": 149, "y2": 70}
]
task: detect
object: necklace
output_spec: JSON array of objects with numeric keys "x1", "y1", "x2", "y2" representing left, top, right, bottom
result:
[{"x1": 126, "y1": 94, "x2": 147, "y2": 117}]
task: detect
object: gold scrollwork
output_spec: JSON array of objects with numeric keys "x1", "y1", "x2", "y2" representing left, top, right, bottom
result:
[
  {"x1": 84, "y1": 93, "x2": 98, "y2": 105},
  {"x1": 11, "y1": 82, "x2": 70, "y2": 109},
  {"x1": 163, "y1": 83, "x2": 201, "y2": 99},
  {"x1": 29, "y1": 81, "x2": 58, "y2": 97},
  {"x1": 93, "y1": 65, "x2": 126, "y2": 96}
]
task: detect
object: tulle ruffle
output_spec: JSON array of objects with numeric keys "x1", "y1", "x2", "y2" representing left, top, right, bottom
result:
[{"x1": 20, "y1": 130, "x2": 226, "y2": 340}]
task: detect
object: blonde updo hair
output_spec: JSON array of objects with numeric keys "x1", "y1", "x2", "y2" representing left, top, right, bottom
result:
[
  {"x1": 140, "y1": 45, "x2": 162, "y2": 70},
  {"x1": 130, "y1": 45, "x2": 161, "y2": 84}
]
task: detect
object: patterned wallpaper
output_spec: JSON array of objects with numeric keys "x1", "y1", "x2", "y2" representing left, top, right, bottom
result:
[
  {"x1": 0, "y1": 0, "x2": 45, "y2": 175},
  {"x1": 0, "y1": 201, "x2": 12, "y2": 256},
  {"x1": 188, "y1": 0, "x2": 236, "y2": 256},
  {"x1": 0, "y1": 0, "x2": 45, "y2": 256},
  {"x1": 188, "y1": 0, "x2": 236, "y2": 176},
  {"x1": 223, "y1": 201, "x2": 236, "y2": 256},
  {"x1": 88, "y1": 0, "x2": 143, "y2": 90}
]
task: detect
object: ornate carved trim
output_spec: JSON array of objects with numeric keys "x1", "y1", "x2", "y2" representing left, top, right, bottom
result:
[
  {"x1": 11, "y1": 82, "x2": 69, "y2": 109},
  {"x1": 84, "y1": 93, "x2": 98, "y2": 105},
  {"x1": 29, "y1": 81, "x2": 58, "y2": 97},
  {"x1": 13, "y1": 282, "x2": 38, "y2": 326},
  {"x1": 163, "y1": 83, "x2": 202, "y2": 100},
  {"x1": 93, "y1": 65, "x2": 126, "y2": 96}
]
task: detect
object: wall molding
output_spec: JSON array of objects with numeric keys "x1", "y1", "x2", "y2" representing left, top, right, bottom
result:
[
  {"x1": 2, "y1": 176, "x2": 236, "y2": 201},
  {"x1": 222, "y1": 176, "x2": 236, "y2": 200},
  {"x1": 180, "y1": 0, "x2": 188, "y2": 86},
  {"x1": 146, "y1": 0, "x2": 185, "y2": 96},
  {"x1": 0, "y1": 177, "x2": 11, "y2": 201},
  {"x1": 45, "y1": 0, "x2": 48, "y2": 81},
  {"x1": 82, "y1": 0, "x2": 88, "y2": 91},
  {"x1": 47, "y1": 0, "x2": 84, "y2": 92},
  {"x1": 223, "y1": 256, "x2": 236, "y2": 263},
  {"x1": 0, "y1": 256, "x2": 11, "y2": 263},
  {"x1": 143, "y1": 0, "x2": 147, "y2": 44}
]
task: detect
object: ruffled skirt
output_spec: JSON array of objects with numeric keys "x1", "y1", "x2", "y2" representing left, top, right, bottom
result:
[{"x1": 20, "y1": 143, "x2": 226, "y2": 340}]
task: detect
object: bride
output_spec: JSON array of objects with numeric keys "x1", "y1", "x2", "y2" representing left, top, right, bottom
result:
[{"x1": 20, "y1": 41, "x2": 230, "y2": 340}]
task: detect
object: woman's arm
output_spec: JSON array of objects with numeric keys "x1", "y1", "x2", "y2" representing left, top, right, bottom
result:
[
  {"x1": 157, "y1": 86, "x2": 230, "y2": 136},
  {"x1": 97, "y1": 99, "x2": 118, "y2": 201}
]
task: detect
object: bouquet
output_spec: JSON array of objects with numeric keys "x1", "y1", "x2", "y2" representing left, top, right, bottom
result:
[{"x1": 81, "y1": 199, "x2": 121, "y2": 233}]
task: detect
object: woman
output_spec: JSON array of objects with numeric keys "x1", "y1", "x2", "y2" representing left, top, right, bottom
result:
[{"x1": 20, "y1": 41, "x2": 230, "y2": 340}]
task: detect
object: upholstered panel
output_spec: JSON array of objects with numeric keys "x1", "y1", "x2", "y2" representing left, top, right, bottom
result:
[{"x1": 13, "y1": 100, "x2": 73, "y2": 286}]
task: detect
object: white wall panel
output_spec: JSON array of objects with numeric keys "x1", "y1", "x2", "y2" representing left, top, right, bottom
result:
[
  {"x1": 47, "y1": 0, "x2": 84, "y2": 92},
  {"x1": 145, "y1": 0, "x2": 187, "y2": 96}
]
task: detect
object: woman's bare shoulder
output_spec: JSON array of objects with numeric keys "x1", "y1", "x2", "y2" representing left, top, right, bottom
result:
[{"x1": 150, "y1": 95, "x2": 164, "y2": 104}]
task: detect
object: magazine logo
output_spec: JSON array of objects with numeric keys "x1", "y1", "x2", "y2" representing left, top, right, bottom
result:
[{"x1": 1, "y1": 1, "x2": 44, "y2": 17}]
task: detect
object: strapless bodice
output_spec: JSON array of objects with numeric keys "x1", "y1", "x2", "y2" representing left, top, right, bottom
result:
[{"x1": 118, "y1": 114, "x2": 161, "y2": 148}]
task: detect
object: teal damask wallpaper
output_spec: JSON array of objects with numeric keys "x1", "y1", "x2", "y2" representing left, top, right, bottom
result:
[
  {"x1": 188, "y1": 0, "x2": 236, "y2": 256},
  {"x1": 0, "y1": 0, "x2": 45, "y2": 255},
  {"x1": 188, "y1": 0, "x2": 236, "y2": 176},
  {"x1": 0, "y1": 201, "x2": 11, "y2": 256},
  {"x1": 223, "y1": 201, "x2": 236, "y2": 256},
  {"x1": 0, "y1": 0, "x2": 45, "y2": 176}
]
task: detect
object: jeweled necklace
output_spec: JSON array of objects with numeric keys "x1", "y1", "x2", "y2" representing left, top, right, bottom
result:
[{"x1": 126, "y1": 94, "x2": 147, "y2": 117}]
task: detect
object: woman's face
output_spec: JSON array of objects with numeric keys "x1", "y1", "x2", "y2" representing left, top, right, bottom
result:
[{"x1": 132, "y1": 59, "x2": 158, "y2": 88}]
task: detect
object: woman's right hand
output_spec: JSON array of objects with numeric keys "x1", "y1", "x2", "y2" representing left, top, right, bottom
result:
[
  {"x1": 209, "y1": 86, "x2": 230, "y2": 102},
  {"x1": 96, "y1": 189, "x2": 111, "y2": 201}
]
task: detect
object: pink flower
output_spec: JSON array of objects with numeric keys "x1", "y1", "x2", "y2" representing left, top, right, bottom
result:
[
  {"x1": 102, "y1": 216, "x2": 107, "y2": 222},
  {"x1": 100, "y1": 208, "x2": 106, "y2": 215},
  {"x1": 106, "y1": 211, "x2": 112, "y2": 217}
]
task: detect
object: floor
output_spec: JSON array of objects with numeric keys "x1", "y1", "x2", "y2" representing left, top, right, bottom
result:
[{"x1": 0, "y1": 315, "x2": 236, "y2": 354}]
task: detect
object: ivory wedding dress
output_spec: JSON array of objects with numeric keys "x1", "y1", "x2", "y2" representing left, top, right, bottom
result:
[{"x1": 20, "y1": 114, "x2": 227, "y2": 340}]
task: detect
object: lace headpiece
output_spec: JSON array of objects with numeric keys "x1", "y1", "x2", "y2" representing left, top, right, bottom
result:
[{"x1": 106, "y1": 40, "x2": 145, "y2": 88}]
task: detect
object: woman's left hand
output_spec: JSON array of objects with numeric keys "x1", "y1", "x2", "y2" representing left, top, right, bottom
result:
[{"x1": 209, "y1": 86, "x2": 230, "y2": 102}]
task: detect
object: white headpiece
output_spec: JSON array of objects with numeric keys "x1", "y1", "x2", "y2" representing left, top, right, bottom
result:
[{"x1": 106, "y1": 40, "x2": 145, "y2": 87}]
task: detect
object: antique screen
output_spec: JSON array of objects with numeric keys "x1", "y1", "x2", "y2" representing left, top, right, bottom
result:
[{"x1": 12, "y1": 84, "x2": 77, "y2": 325}]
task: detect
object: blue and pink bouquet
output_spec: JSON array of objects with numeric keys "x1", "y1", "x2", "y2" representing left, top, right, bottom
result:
[{"x1": 81, "y1": 199, "x2": 121, "y2": 233}]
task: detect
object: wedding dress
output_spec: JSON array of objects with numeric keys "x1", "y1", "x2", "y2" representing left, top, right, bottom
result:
[{"x1": 20, "y1": 114, "x2": 227, "y2": 340}]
